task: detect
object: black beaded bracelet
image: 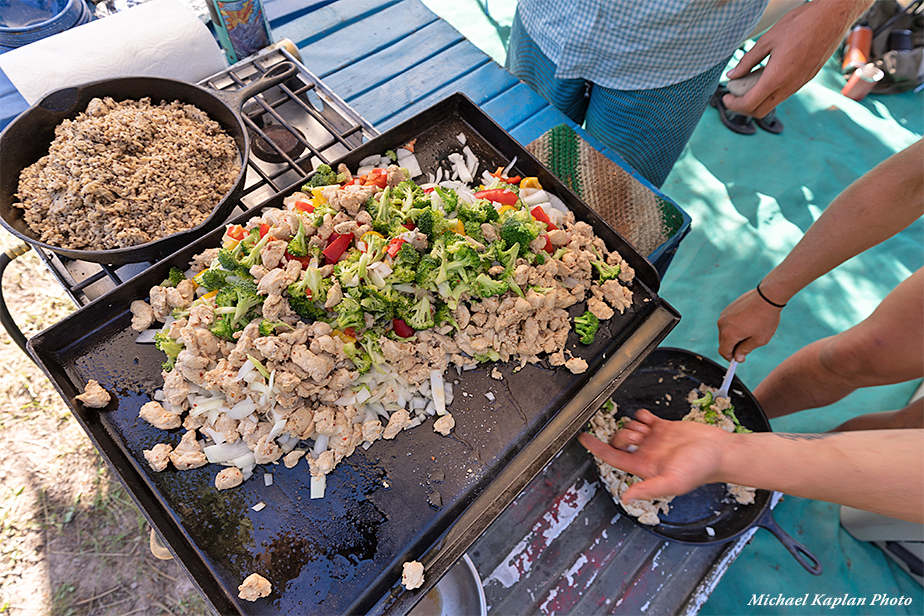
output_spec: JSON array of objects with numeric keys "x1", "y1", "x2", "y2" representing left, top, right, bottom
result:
[{"x1": 756, "y1": 282, "x2": 787, "y2": 309}]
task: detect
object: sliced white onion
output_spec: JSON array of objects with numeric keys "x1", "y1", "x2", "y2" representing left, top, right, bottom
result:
[
  {"x1": 456, "y1": 133, "x2": 466, "y2": 145},
  {"x1": 226, "y1": 398, "x2": 257, "y2": 420},
  {"x1": 310, "y1": 474, "x2": 326, "y2": 499},
  {"x1": 313, "y1": 435, "x2": 330, "y2": 456},
  {"x1": 462, "y1": 145, "x2": 478, "y2": 177},
  {"x1": 398, "y1": 152, "x2": 422, "y2": 178},
  {"x1": 204, "y1": 441, "x2": 251, "y2": 464},
  {"x1": 335, "y1": 393, "x2": 356, "y2": 406},
  {"x1": 267, "y1": 418, "x2": 287, "y2": 441},
  {"x1": 201, "y1": 426, "x2": 226, "y2": 445},
  {"x1": 264, "y1": 473, "x2": 273, "y2": 487},
  {"x1": 448, "y1": 152, "x2": 472, "y2": 183},
  {"x1": 252, "y1": 501, "x2": 266, "y2": 511},
  {"x1": 521, "y1": 190, "x2": 549, "y2": 206},
  {"x1": 485, "y1": 391, "x2": 496, "y2": 402},
  {"x1": 235, "y1": 361, "x2": 254, "y2": 382},
  {"x1": 355, "y1": 388, "x2": 372, "y2": 404},
  {"x1": 135, "y1": 328, "x2": 159, "y2": 344},
  {"x1": 356, "y1": 165, "x2": 375, "y2": 177},
  {"x1": 502, "y1": 156, "x2": 517, "y2": 177},
  {"x1": 359, "y1": 154, "x2": 381, "y2": 167},
  {"x1": 233, "y1": 453, "x2": 256, "y2": 469}
]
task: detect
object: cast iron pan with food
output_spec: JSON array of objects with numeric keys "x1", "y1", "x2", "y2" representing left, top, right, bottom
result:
[
  {"x1": 599, "y1": 347, "x2": 822, "y2": 575},
  {"x1": 0, "y1": 61, "x2": 298, "y2": 265}
]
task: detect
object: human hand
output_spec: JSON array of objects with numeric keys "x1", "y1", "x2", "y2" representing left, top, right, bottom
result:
[
  {"x1": 578, "y1": 409, "x2": 730, "y2": 502},
  {"x1": 723, "y1": 0, "x2": 871, "y2": 118},
  {"x1": 717, "y1": 288, "x2": 782, "y2": 362}
]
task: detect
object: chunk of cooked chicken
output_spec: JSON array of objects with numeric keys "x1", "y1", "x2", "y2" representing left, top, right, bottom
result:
[
  {"x1": 139, "y1": 401, "x2": 182, "y2": 430},
  {"x1": 75, "y1": 380, "x2": 110, "y2": 408},
  {"x1": 238, "y1": 573, "x2": 272, "y2": 601},
  {"x1": 215, "y1": 467, "x2": 244, "y2": 490},
  {"x1": 169, "y1": 430, "x2": 207, "y2": 470},
  {"x1": 402, "y1": 561, "x2": 425, "y2": 590},
  {"x1": 143, "y1": 443, "x2": 173, "y2": 472},
  {"x1": 130, "y1": 300, "x2": 155, "y2": 332},
  {"x1": 382, "y1": 409, "x2": 412, "y2": 440},
  {"x1": 433, "y1": 413, "x2": 455, "y2": 436}
]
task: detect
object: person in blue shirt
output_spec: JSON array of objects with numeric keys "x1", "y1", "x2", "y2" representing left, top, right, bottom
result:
[{"x1": 507, "y1": 0, "x2": 874, "y2": 187}]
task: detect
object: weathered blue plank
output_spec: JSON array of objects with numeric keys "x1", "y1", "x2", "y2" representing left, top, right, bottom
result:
[
  {"x1": 272, "y1": 0, "x2": 398, "y2": 50},
  {"x1": 347, "y1": 39, "x2": 491, "y2": 126},
  {"x1": 319, "y1": 19, "x2": 465, "y2": 102},
  {"x1": 480, "y1": 82, "x2": 552, "y2": 133},
  {"x1": 285, "y1": 0, "x2": 439, "y2": 77},
  {"x1": 509, "y1": 105, "x2": 574, "y2": 147},
  {"x1": 379, "y1": 61, "x2": 520, "y2": 131},
  {"x1": 265, "y1": 0, "x2": 333, "y2": 27}
]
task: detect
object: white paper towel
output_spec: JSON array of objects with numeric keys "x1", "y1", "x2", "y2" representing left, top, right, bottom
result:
[{"x1": 0, "y1": 0, "x2": 228, "y2": 105}]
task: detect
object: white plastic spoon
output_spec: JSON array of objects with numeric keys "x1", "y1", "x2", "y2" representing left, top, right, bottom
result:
[{"x1": 716, "y1": 359, "x2": 738, "y2": 399}]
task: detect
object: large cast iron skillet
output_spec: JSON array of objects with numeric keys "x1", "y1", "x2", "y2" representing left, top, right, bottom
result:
[
  {"x1": 600, "y1": 347, "x2": 823, "y2": 575},
  {"x1": 0, "y1": 61, "x2": 297, "y2": 265}
]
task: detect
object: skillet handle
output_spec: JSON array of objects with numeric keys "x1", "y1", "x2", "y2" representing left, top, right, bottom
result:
[
  {"x1": 0, "y1": 243, "x2": 32, "y2": 358},
  {"x1": 755, "y1": 506, "x2": 823, "y2": 575},
  {"x1": 220, "y1": 61, "x2": 299, "y2": 111}
]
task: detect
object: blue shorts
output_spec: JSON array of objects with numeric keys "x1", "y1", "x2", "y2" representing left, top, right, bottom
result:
[{"x1": 505, "y1": 9, "x2": 730, "y2": 187}]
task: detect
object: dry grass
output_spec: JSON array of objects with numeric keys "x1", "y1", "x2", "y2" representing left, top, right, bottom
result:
[{"x1": 0, "y1": 230, "x2": 212, "y2": 616}]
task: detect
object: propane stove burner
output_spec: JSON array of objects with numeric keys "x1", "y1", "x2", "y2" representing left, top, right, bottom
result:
[{"x1": 251, "y1": 124, "x2": 307, "y2": 163}]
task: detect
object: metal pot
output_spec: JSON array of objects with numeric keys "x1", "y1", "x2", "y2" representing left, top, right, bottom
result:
[{"x1": 0, "y1": 61, "x2": 298, "y2": 265}]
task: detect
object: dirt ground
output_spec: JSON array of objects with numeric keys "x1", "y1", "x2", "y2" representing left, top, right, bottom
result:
[{"x1": 0, "y1": 230, "x2": 213, "y2": 616}]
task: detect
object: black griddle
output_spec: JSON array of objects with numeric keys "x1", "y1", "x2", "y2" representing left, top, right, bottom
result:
[{"x1": 28, "y1": 94, "x2": 680, "y2": 616}]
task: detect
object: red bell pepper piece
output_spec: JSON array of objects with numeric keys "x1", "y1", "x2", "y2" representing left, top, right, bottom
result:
[
  {"x1": 294, "y1": 200, "x2": 314, "y2": 213},
  {"x1": 530, "y1": 206, "x2": 558, "y2": 230},
  {"x1": 386, "y1": 237, "x2": 408, "y2": 258},
  {"x1": 226, "y1": 224, "x2": 246, "y2": 241},
  {"x1": 474, "y1": 189, "x2": 518, "y2": 206},
  {"x1": 402, "y1": 222, "x2": 416, "y2": 231},
  {"x1": 284, "y1": 252, "x2": 313, "y2": 268},
  {"x1": 392, "y1": 318, "x2": 415, "y2": 338},
  {"x1": 323, "y1": 233, "x2": 352, "y2": 264},
  {"x1": 423, "y1": 187, "x2": 435, "y2": 194},
  {"x1": 542, "y1": 235, "x2": 554, "y2": 254},
  {"x1": 259, "y1": 223, "x2": 270, "y2": 238}
]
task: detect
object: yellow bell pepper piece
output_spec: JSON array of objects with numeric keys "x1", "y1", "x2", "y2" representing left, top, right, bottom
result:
[
  {"x1": 497, "y1": 205, "x2": 517, "y2": 217},
  {"x1": 448, "y1": 219, "x2": 465, "y2": 235},
  {"x1": 202, "y1": 290, "x2": 219, "y2": 300},
  {"x1": 520, "y1": 177, "x2": 542, "y2": 190},
  {"x1": 311, "y1": 187, "x2": 328, "y2": 206}
]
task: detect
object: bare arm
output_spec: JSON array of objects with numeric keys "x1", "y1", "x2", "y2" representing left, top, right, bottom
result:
[
  {"x1": 723, "y1": 0, "x2": 874, "y2": 118},
  {"x1": 578, "y1": 409, "x2": 924, "y2": 524},
  {"x1": 718, "y1": 139, "x2": 924, "y2": 360}
]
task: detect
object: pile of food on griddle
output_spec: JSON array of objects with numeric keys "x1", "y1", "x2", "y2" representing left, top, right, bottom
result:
[
  {"x1": 587, "y1": 385, "x2": 756, "y2": 526},
  {"x1": 125, "y1": 137, "x2": 637, "y2": 499}
]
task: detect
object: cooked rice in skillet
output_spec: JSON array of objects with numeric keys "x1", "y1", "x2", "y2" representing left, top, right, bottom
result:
[{"x1": 14, "y1": 96, "x2": 239, "y2": 250}]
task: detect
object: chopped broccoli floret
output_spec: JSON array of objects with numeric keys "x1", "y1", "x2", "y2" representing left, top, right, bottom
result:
[
  {"x1": 472, "y1": 273, "x2": 508, "y2": 298},
  {"x1": 573, "y1": 310, "x2": 600, "y2": 345},
  {"x1": 413, "y1": 207, "x2": 447, "y2": 240},
  {"x1": 286, "y1": 267, "x2": 331, "y2": 320},
  {"x1": 210, "y1": 280, "x2": 263, "y2": 340},
  {"x1": 464, "y1": 219, "x2": 485, "y2": 243},
  {"x1": 258, "y1": 319, "x2": 293, "y2": 337},
  {"x1": 153, "y1": 330, "x2": 184, "y2": 372},
  {"x1": 161, "y1": 267, "x2": 186, "y2": 288},
  {"x1": 342, "y1": 341, "x2": 372, "y2": 374},
  {"x1": 433, "y1": 186, "x2": 459, "y2": 214},
  {"x1": 433, "y1": 302, "x2": 459, "y2": 331},
  {"x1": 499, "y1": 208, "x2": 541, "y2": 250},
  {"x1": 458, "y1": 198, "x2": 499, "y2": 224},
  {"x1": 589, "y1": 246, "x2": 621, "y2": 282},
  {"x1": 401, "y1": 295, "x2": 435, "y2": 331},
  {"x1": 333, "y1": 293, "x2": 365, "y2": 331},
  {"x1": 385, "y1": 149, "x2": 398, "y2": 163},
  {"x1": 602, "y1": 399, "x2": 616, "y2": 414},
  {"x1": 304, "y1": 163, "x2": 344, "y2": 188},
  {"x1": 394, "y1": 180, "x2": 430, "y2": 214},
  {"x1": 198, "y1": 267, "x2": 231, "y2": 292},
  {"x1": 360, "y1": 285, "x2": 398, "y2": 320},
  {"x1": 491, "y1": 240, "x2": 519, "y2": 272},
  {"x1": 287, "y1": 217, "x2": 309, "y2": 257},
  {"x1": 238, "y1": 232, "x2": 272, "y2": 271},
  {"x1": 217, "y1": 244, "x2": 245, "y2": 273},
  {"x1": 414, "y1": 254, "x2": 441, "y2": 288},
  {"x1": 473, "y1": 349, "x2": 501, "y2": 363}
]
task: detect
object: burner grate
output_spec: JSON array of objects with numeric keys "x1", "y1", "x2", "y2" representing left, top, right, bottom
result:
[{"x1": 35, "y1": 45, "x2": 377, "y2": 306}]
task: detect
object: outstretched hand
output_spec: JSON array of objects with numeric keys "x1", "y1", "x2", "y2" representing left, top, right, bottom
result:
[
  {"x1": 723, "y1": 0, "x2": 871, "y2": 118},
  {"x1": 717, "y1": 288, "x2": 783, "y2": 362},
  {"x1": 578, "y1": 409, "x2": 730, "y2": 502}
]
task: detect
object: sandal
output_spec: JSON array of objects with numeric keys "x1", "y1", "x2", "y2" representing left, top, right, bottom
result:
[
  {"x1": 755, "y1": 108, "x2": 784, "y2": 134},
  {"x1": 710, "y1": 86, "x2": 756, "y2": 135}
]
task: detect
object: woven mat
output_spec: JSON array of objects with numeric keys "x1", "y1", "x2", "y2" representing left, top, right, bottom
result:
[{"x1": 527, "y1": 124, "x2": 685, "y2": 257}]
